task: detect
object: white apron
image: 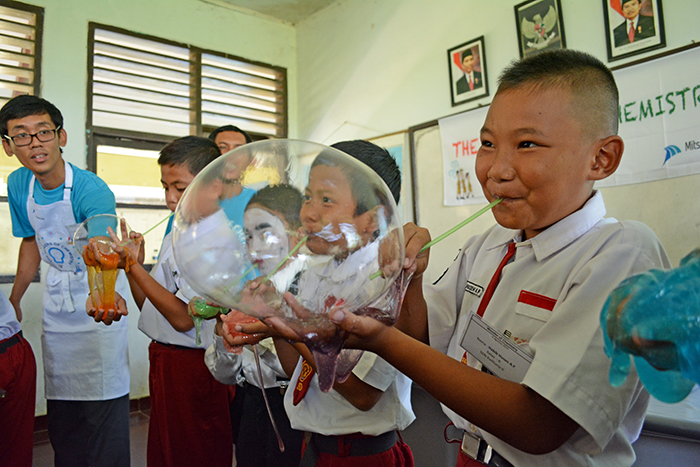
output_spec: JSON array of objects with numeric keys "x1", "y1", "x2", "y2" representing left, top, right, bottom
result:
[{"x1": 28, "y1": 161, "x2": 129, "y2": 400}]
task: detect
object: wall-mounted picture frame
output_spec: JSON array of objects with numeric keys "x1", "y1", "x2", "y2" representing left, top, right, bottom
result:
[
  {"x1": 603, "y1": 0, "x2": 665, "y2": 62},
  {"x1": 447, "y1": 36, "x2": 488, "y2": 107},
  {"x1": 514, "y1": 0, "x2": 566, "y2": 59}
]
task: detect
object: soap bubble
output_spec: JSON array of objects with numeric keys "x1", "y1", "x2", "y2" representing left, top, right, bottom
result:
[
  {"x1": 172, "y1": 140, "x2": 405, "y2": 390},
  {"x1": 601, "y1": 248, "x2": 700, "y2": 403},
  {"x1": 74, "y1": 214, "x2": 131, "y2": 318}
]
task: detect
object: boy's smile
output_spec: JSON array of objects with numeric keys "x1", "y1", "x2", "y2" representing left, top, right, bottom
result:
[
  {"x1": 2, "y1": 113, "x2": 66, "y2": 190},
  {"x1": 476, "y1": 86, "x2": 599, "y2": 240}
]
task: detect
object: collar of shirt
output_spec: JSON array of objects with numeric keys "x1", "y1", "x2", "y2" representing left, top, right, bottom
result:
[
  {"x1": 529, "y1": 190, "x2": 606, "y2": 261},
  {"x1": 627, "y1": 16, "x2": 639, "y2": 29},
  {"x1": 480, "y1": 190, "x2": 607, "y2": 262}
]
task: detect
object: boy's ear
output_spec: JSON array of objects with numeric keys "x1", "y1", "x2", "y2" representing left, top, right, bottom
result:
[
  {"x1": 589, "y1": 135, "x2": 623, "y2": 181},
  {"x1": 2, "y1": 138, "x2": 14, "y2": 157},
  {"x1": 59, "y1": 127, "x2": 67, "y2": 147},
  {"x1": 357, "y1": 206, "x2": 380, "y2": 237}
]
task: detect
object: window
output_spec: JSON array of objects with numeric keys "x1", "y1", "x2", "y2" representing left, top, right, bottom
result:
[
  {"x1": 0, "y1": 0, "x2": 42, "y2": 197},
  {"x1": 86, "y1": 24, "x2": 287, "y2": 205},
  {"x1": 0, "y1": 0, "x2": 42, "y2": 280}
]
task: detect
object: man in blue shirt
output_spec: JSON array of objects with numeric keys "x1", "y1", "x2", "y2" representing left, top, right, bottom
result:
[{"x1": 1, "y1": 95, "x2": 130, "y2": 467}]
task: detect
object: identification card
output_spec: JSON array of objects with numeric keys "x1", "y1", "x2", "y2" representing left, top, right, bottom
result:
[{"x1": 460, "y1": 313, "x2": 533, "y2": 382}]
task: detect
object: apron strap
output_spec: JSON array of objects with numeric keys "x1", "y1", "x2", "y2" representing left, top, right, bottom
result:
[{"x1": 28, "y1": 160, "x2": 73, "y2": 200}]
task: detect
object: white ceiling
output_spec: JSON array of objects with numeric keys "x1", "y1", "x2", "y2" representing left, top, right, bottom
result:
[{"x1": 204, "y1": 0, "x2": 340, "y2": 24}]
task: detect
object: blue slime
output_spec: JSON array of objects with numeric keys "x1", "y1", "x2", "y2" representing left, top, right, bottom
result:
[{"x1": 601, "y1": 248, "x2": 700, "y2": 403}]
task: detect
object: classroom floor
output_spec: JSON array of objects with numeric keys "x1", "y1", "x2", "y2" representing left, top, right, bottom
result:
[{"x1": 32, "y1": 408, "x2": 151, "y2": 467}]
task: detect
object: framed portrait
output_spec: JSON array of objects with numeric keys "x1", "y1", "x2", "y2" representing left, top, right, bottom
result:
[
  {"x1": 447, "y1": 36, "x2": 489, "y2": 107},
  {"x1": 514, "y1": 0, "x2": 566, "y2": 59},
  {"x1": 603, "y1": 0, "x2": 665, "y2": 62}
]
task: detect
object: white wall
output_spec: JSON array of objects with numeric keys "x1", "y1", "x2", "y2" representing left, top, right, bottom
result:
[
  {"x1": 295, "y1": 0, "x2": 700, "y2": 279},
  {"x1": 295, "y1": 0, "x2": 700, "y2": 143},
  {"x1": 0, "y1": 0, "x2": 296, "y2": 415}
]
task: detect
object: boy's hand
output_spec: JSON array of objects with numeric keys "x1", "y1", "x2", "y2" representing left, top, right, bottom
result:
[
  {"x1": 220, "y1": 310, "x2": 267, "y2": 352},
  {"x1": 188, "y1": 297, "x2": 227, "y2": 320},
  {"x1": 264, "y1": 292, "x2": 339, "y2": 343},
  {"x1": 403, "y1": 223, "x2": 431, "y2": 280},
  {"x1": 330, "y1": 308, "x2": 389, "y2": 352},
  {"x1": 631, "y1": 335, "x2": 678, "y2": 371},
  {"x1": 86, "y1": 292, "x2": 128, "y2": 325},
  {"x1": 107, "y1": 219, "x2": 144, "y2": 270},
  {"x1": 237, "y1": 278, "x2": 280, "y2": 318}
]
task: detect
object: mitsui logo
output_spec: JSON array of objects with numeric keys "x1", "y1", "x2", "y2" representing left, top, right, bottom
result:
[{"x1": 663, "y1": 145, "x2": 681, "y2": 164}]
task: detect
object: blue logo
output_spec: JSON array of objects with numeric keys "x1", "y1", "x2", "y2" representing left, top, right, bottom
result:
[{"x1": 663, "y1": 145, "x2": 682, "y2": 164}]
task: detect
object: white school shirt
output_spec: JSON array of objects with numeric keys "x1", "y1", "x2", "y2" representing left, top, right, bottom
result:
[
  {"x1": 426, "y1": 191, "x2": 670, "y2": 467},
  {"x1": 138, "y1": 230, "x2": 215, "y2": 348},
  {"x1": 283, "y1": 352, "x2": 415, "y2": 436},
  {"x1": 205, "y1": 335, "x2": 288, "y2": 389},
  {"x1": 0, "y1": 289, "x2": 21, "y2": 340}
]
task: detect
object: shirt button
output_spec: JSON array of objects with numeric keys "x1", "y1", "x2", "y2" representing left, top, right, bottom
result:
[{"x1": 469, "y1": 424, "x2": 477, "y2": 433}]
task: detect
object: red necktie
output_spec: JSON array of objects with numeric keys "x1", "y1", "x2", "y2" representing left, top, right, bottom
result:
[
  {"x1": 468, "y1": 74, "x2": 474, "y2": 91},
  {"x1": 628, "y1": 22, "x2": 635, "y2": 43},
  {"x1": 292, "y1": 359, "x2": 314, "y2": 405},
  {"x1": 475, "y1": 242, "x2": 516, "y2": 317}
]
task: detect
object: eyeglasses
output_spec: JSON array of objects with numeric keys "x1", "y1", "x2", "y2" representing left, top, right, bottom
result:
[{"x1": 3, "y1": 126, "x2": 61, "y2": 147}]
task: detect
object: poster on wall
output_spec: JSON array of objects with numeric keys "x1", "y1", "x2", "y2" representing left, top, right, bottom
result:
[
  {"x1": 436, "y1": 44, "x2": 700, "y2": 201},
  {"x1": 447, "y1": 36, "x2": 489, "y2": 107},
  {"x1": 600, "y1": 44, "x2": 700, "y2": 186},
  {"x1": 603, "y1": 0, "x2": 665, "y2": 62},
  {"x1": 438, "y1": 106, "x2": 489, "y2": 206},
  {"x1": 514, "y1": 0, "x2": 566, "y2": 59}
]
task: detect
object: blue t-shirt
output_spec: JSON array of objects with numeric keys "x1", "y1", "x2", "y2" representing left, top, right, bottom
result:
[
  {"x1": 220, "y1": 187, "x2": 256, "y2": 246},
  {"x1": 8, "y1": 163, "x2": 116, "y2": 238}
]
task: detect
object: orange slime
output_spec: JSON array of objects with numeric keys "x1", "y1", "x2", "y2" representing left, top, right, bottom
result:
[{"x1": 83, "y1": 237, "x2": 119, "y2": 319}]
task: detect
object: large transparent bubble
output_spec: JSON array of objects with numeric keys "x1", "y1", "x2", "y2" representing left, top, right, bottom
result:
[
  {"x1": 601, "y1": 248, "x2": 700, "y2": 403},
  {"x1": 172, "y1": 140, "x2": 405, "y2": 391}
]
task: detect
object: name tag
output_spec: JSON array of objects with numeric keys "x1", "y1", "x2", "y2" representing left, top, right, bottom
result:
[{"x1": 460, "y1": 313, "x2": 533, "y2": 382}]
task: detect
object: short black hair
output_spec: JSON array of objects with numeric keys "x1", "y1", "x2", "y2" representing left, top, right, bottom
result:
[
  {"x1": 158, "y1": 136, "x2": 221, "y2": 176},
  {"x1": 309, "y1": 140, "x2": 400, "y2": 219},
  {"x1": 208, "y1": 125, "x2": 252, "y2": 144},
  {"x1": 497, "y1": 49, "x2": 619, "y2": 136},
  {"x1": 0, "y1": 95, "x2": 63, "y2": 136},
  {"x1": 246, "y1": 184, "x2": 303, "y2": 230},
  {"x1": 330, "y1": 140, "x2": 401, "y2": 205}
]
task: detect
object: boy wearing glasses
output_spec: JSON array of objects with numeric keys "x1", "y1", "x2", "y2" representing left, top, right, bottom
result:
[{"x1": 1, "y1": 95, "x2": 131, "y2": 467}]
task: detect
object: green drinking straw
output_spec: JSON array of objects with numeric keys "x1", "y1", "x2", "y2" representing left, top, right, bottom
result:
[
  {"x1": 370, "y1": 198, "x2": 502, "y2": 279},
  {"x1": 118, "y1": 211, "x2": 174, "y2": 246},
  {"x1": 418, "y1": 198, "x2": 502, "y2": 253},
  {"x1": 260, "y1": 235, "x2": 308, "y2": 286},
  {"x1": 226, "y1": 263, "x2": 258, "y2": 291}
]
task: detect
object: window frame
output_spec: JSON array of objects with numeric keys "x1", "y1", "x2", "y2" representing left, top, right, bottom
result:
[
  {"x1": 86, "y1": 22, "x2": 288, "y2": 177},
  {"x1": 0, "y1": 0, "x2": 43, "y2": 284}
]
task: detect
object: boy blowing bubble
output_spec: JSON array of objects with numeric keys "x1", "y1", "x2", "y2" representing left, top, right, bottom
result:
[{"x1": 329, "y1": 50, "x2": 671, "y2": 467}]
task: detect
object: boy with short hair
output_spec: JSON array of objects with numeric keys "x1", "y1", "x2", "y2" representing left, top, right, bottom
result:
[
  {"x1": 113, "y1": 136, "x2": 235, "y2": 467},
  {"x1": 272, "y1": 140, "x2": 415, "y2": 467},
  {"x1": 1, "y1": 94, "x2": 131, "y2": 467},
  {"x1": 330, "y1": 50, "x2": 670, "y2": 467}
]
